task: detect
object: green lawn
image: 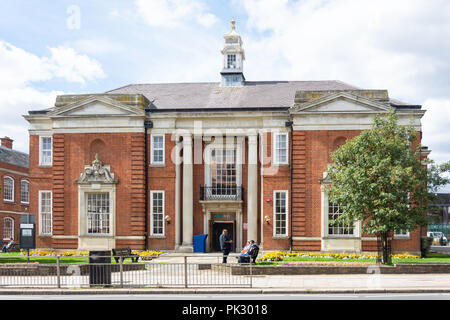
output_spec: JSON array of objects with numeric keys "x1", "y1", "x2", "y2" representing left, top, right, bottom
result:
[
  {"x1": 257, "y1": 253, "x2": 450, "y2": 266},
  {"x1": 0, "y1": 253, "x2": 136, "y2": 264}
]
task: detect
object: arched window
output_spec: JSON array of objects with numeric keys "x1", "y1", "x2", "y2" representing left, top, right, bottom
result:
[
  {"x1": 21, "y1": 180, "x2": 29, "y2": 204},
  {"x1": 3, "y1": 176, "x2": 14, "y2": 202},
  {"x1": 3, "y1": 217, "x2": 14, "y2": 240}
]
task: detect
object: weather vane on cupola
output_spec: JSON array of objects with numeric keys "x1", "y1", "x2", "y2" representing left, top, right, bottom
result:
[{"x1": 220, "y1": 19, "x2": 245, "y2": 87}]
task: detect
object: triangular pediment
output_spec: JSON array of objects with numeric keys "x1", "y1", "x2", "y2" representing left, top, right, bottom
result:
[
  {"x1": 290, "y1": 92, "x2": 390, "y2": 114},
  {"x1": 49, "y1": 95, "x2": 144, "y2": 117}
]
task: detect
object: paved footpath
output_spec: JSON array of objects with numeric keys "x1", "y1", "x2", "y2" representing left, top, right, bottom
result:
[
  {"x1": 1, "y1": 273, "x2": 450, "y2": 295},
  {"x1": 1, "y1": 253, "x2": 449, "y2": 295}
]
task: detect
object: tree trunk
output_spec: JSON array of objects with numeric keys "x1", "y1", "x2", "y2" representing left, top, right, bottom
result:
[{"x1": 379, "y1": 231, "x2": 392, "y2": 265}]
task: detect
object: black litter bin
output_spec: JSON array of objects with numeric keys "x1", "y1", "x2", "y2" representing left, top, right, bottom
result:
[{"x1": 89, "y1": 250, "x2": 112, "y2": 287}]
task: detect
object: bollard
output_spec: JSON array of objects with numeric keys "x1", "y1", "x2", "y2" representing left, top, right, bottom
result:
[
  {"x1": 56, "y1": 255, "x2": 61, "y2": 288},
  {"x1": 250, "y1": 263, "x2": 253, "y2": 288},
  {"x1": 184, "y1": 256, "x2": 188, "y2": 288},
  {"x1": 120, "y1": 258, "x2": 124, "y2": 288}
]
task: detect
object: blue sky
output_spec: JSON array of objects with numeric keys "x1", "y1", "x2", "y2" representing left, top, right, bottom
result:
[{"x1": 1, "y1": 0, "x2": 450, "y2": 182}]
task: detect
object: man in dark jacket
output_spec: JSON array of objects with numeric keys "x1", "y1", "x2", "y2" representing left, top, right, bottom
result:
[{"x1": 219, "y1": 229, "x2": 233, "y2": 263}]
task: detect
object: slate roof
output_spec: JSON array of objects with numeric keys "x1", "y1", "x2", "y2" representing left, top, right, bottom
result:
[
  {"x1": 27, "y1": 80, "x2": 419, "y2": 115},
  {"x1": 106, "y1": 80, "x2": 364, "y2": 110},
  {"x1": 0, "y1": 146, "x2": 29, "y2": 168}
]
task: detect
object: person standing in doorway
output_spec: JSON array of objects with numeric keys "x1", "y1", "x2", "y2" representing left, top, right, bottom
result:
[{"x1": 219, "y1": 229, "x2": 233, "y2": 263}]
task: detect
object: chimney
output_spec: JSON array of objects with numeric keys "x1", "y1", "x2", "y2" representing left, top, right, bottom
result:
[{"x1": 1, "y1": 136, "x2": 13, "y2": 149}]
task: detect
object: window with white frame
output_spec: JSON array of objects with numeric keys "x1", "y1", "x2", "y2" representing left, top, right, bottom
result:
[
  {"x1": 151, "y1": 135, "x2": 165, "y2": 165},
  {"x1": 328, "y1": 202, "x2": 354, "y2": 236},
  {"x1": 151, "y1": 191, "x2": 164, "y2": 236},
  {"x1": 39, "y1": 136, "x2": 52, "y2": 166},
  {"x1": 211, "y1": 148, "x2": 237, "y2": 196},
  {"x1": 227, "y1": 54, "x2": 236, "y2": 68},
  {"x1": 273, "y1": 133, "x2": 288, "y2": 165},
  {"x1": 394, "y1": 193, "x2": 411, "y2": 238},
  {"x1": 21, "y1": 180, "x2": 29, "y2": 204},
  {"x1": 3, "y1": 217, "x2": 14, "y2": 240},
  {"x1": 39, "y1": 191, "x2": 52, "y2": 235},
  {"x1": 87, "y1": 193, "x2": 110, "y2": 235},
  {"x1": 274, "y1": 190, "x2": 288, "y2": 236},
  {"x1": 394, "y1": 229, "x2": 410, "y2": 237},
  {"x1": 3, "y1": 176, "x2": 14, "y2": 202}
]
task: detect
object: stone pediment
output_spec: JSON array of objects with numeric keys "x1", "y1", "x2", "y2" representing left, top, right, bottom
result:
[
  {"x1": 290, "y1": 91, "x2": 391, "y2": 114},
  {"x1": 76, "y1": 154, "x2": 118, "y2": 184},
  {"x1": 49, "y1": 95, "x2": 144, "y2": 117}
]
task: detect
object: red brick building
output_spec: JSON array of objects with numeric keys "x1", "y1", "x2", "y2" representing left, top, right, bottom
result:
[
  {"x1": 24, "y1": 22, "x2": 426, "y2": 254},
  {"x1": 0, "y1": 137, "x2": 30, "y2": 247}
]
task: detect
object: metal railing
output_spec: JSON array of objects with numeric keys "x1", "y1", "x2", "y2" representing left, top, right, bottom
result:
[
  {"x1": 200, "y1": 185, "x2": 244, "y2": 201},
  {"x1": 0, "y1": 256, "x2": 253, "y2": 288}
]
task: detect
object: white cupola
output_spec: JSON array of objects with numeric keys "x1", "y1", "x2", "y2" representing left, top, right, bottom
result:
[{"x1": 220, "y1": 19, "x2": 245, "y2": 86}]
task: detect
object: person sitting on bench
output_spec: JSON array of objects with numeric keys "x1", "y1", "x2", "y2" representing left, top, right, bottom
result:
[
  {"x1": 2, "y1": 240, "x2": 15, "y2": 253},
  {"x1": 238, "y1": 240, "x2": 257, "y2": 263}
]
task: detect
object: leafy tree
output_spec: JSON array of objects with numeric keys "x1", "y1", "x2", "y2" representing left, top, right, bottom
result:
[{"x1": 327, "y1": 109, "x2": 450, "y2": 264}]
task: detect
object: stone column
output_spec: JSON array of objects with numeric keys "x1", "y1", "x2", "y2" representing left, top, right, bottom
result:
[
  {"x1": 247, "y1": 133, "x2": 258, "y2": 243},
  {"x1": 179, "y1": 133, "x2": 194, "y2": 252},
  {"x1": 175, "y1": 136, "x2": 181, "y2": 249}
]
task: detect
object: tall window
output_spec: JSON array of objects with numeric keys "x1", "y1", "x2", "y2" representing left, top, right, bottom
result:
[
  {"x1": 87, "y1": 193, "x2": 110, "y2": 235},
  {"x1": 3, "y1": 217, "x2": 14, "y2": 240},
  {"x1": 39, "y1": 191, "x2": 52, "y2": 235},
  {"x1": 274, "y1": 190, "x2": 288, "y2": 236},
  {"x1": 151, "y1": 135, "x2": 165, "y2": 165},
  {"x1": 274, "y1": 133, "x2": 288, "y2": 165},
  {"x1": 3, "y1": 176, "x2": 14, "y2": 202},
  {"x1": 211, "y1": 149, "x2": 237, "y2": 196},
  {"x1": 39, "y1": 136, "x2": 52, "y2": 166},
  {"x1": 21, "y1": 180, "x2": 29, "y2": 204},
  {"x1": 151, "y1": 191, "x2": 164, "y2": 236},
  {"x1": 328, "y1": 202, "x2": 354, "y2": 236},
  {"x1": 227, "y1": 54, "x2": 236, "y2": 68}
]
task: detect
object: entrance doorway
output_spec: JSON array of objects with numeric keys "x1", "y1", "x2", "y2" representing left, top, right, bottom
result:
[{"x1": 211, "y1": 222, "x2": 234, "y2": 252}]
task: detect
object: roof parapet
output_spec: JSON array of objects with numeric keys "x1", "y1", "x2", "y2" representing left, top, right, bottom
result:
[
  {"x1": 54, "y1": 93, "x2": 150, "y2": 110},
  {"x1": 295, "y1": 90, "x2": 390, "y2": 105}
]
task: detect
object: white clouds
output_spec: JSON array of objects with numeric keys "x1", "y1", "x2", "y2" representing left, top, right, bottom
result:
[
  {"x1": 422, "y1": 98, "x2": 450, "y2": 163},
  {"x1": 45, "y1": 46, "x2": 106, "y2": 84},
  {"x1": 236, "y1": 0, "x2": 450, "y2": 165},
  {"x1": 0, "y1": 40, "x2": 106, "y2": 152},
  {"x1": 0, "y1": 42, "x2": 52, "y2": 89},
  {"x1": 135, "y1": 0, "x2": 218, "y2": 28},
  {"x1": 0, "y1": 41, "x2": 106, "y2": 87},
  {"x1": 239, "y1": 0, "x2": 450, "y2": 103}
]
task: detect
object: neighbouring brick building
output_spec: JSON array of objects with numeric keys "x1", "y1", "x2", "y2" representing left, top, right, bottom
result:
[
  {"x1": 25, "y1": 21, "x2": 427, "y2": 254},
  {"x1": 0, "y1": 136, "x2": 30, "y2": 247}
]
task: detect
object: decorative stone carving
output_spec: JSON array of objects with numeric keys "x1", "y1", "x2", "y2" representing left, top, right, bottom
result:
[{"x1": 76, "y1": 154, "x2": 118, "y2": 184}]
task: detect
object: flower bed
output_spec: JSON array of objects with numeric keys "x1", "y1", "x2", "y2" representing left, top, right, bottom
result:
[
  {"x1": 20, "y1": 249, "x2": 164, "y2": 259},
  {"x1": 134, "y1": 250, "x2": 164, "y2": 260},
  {"x1": 258, "y1": 251, "x2": 420, "y2": 263},
  {"x1": 282, "y1": 261, "x2": 375, "y2": 267}
]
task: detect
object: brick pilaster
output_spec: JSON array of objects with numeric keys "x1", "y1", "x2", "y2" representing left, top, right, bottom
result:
[{"x1": 52, "y1": 134, "x2": 65, "y2": 236}]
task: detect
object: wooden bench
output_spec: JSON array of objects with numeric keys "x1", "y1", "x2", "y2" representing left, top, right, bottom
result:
[
  {"x1": 237, "y1": 245, "x2": 259, "y2": 264},
  {"x1": 112, "y1": 248, "x2": 139, "y2": 263},
  {"x1": 2, "y1": 241, "x2": 18, "y2": 253},
  {"x1": 250, "y1": 246, "x2": 259, "y2": 264}
]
